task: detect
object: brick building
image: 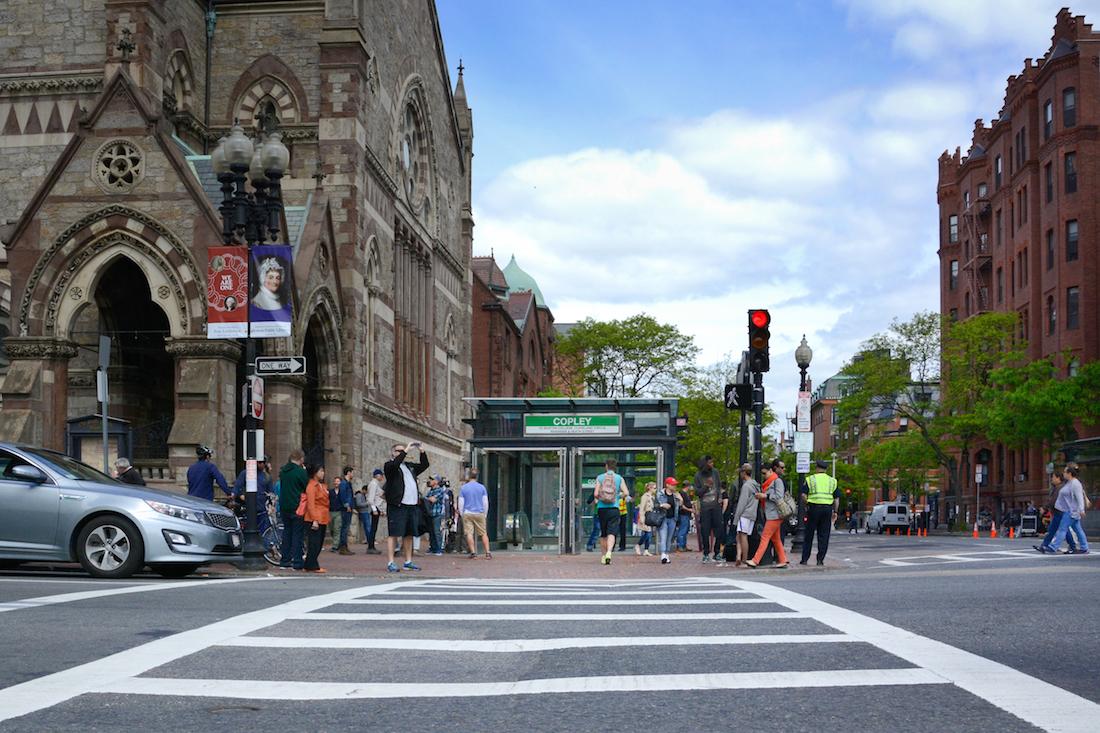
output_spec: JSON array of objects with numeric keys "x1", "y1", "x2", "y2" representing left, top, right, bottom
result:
[
  {"x1": 0, "y1": 0, "x2": 475, "y2": 487},
  {"x1": 470, "y1": 254, "x2": 555, "y2": 397},
  {"x1": 938, "y1": 8, "x2": 1100, "y2": 518}
]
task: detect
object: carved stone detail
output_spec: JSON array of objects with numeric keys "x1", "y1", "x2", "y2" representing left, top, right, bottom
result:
[
  {"x1": 317, "y1": 387, "x2": 345, "y2": 404},
  {"x1": 3, "y1": 337, "x2": 79, "y2": 360},
  {"x1": 362, "y1": 397, "x2": 463, "y2": 452},
  {"x1": 0, "y1": 74, "x2": 103, "y2": 97},
  {"x1": 93, "y1": 139, "x2": 145, "y2": 193},
  {"x1": 164, "y1": 337, "x2": 242, "y2": 361},
  {"x1": 69, "y1": 287, "x2": 83, "y2": 300},
  {"x1": 157, "y1": 285, "x2": 171, "y2": 300}
]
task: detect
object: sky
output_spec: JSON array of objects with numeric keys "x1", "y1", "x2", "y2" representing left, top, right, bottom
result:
[{"x1": 436, "y1": 0, "x2": 1100, "y2": 420}]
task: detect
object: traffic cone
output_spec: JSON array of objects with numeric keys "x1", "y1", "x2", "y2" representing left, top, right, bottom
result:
[
  {"x1": 907, "y1": 526, "x2": 912, "y2": 536},
  {"x1": 973, "y1": 523, "x2": 979, "y2": 539},
  {"x1": 1009, "y1": 527, "x2": 1015, "y2": 539},
  {"x1": 990, "y1": 522, "x2": 997, "y2": 539}
]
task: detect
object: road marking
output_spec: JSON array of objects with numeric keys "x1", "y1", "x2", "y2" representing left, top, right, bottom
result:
[
  {"x1": 879, "y1": 550, "x2": 1045, "y2": 567},
  {"x1": 291, "y1": 611, "x2": 802, "y2": 621},
  {"x1": 0, "y1": 576, "x2": 294, "y2": 613},
  {"x1": 378, "y1": 589, "x2": 753, "y2": 597},
  {"x1": 0, "y1": 579, "x2": 431, "y2": 723},
  {"x1": 99, "y1": 668, "x2": 944, "y2": 699},
  {"x1": 222, "y1": 633, "x2": 853, "y2": 652},
  {"x1": 335, "y1": 597, "x2": 774, "y2": 606},
  {"x1": 718, "y1": 578, "x2": 1100, "y2": 733}
]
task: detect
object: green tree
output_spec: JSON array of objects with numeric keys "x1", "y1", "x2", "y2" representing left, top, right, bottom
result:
[
  {"x1": 554, "y1": 314, "x2": 699, "y2": 398},
  {"x1": 837, "y1": 311, "x2": 1021, "y2": 511},
  {"x1": 856, "y1": 431, "x2": 939, "y2": 502}
]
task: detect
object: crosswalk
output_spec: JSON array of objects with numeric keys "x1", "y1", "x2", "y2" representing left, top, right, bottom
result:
[{"x1": 1, "y1": 577, "x2": 1098, "y2": 731}]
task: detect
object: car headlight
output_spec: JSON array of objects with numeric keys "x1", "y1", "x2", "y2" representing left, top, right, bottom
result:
[{"x1": 145, "y1": 500, "x2": 206, "y2": 524}]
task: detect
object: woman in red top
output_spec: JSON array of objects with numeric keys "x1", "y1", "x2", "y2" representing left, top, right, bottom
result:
[{"x1": 302, "y1": 464, "x2": 329, "y2": 573}]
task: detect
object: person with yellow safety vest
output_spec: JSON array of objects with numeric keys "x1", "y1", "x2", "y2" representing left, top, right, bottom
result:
[{"x1": 800, "y1": 459, "x2": 839, "y2": 566}]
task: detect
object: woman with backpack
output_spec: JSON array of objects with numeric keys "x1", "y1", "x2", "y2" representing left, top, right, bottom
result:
[
  {"x1": 302, "y1": 464, "x2": 330, "y2": 573},
  {"x1": 745, "y1": 460, "x2": 789, "y2": 569}
]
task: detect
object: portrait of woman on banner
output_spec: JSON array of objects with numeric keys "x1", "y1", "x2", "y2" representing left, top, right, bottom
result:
[{"x1": 249, "y1": 245, "x2": 294, "y2": 337}]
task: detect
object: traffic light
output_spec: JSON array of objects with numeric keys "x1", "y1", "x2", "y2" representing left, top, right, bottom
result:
[
  {"x1": 674, "y1": 414, "x2": 688, "y2": 449},
  {"x1": 748, "y1": 309, "x2": 771, "y2": 372}
]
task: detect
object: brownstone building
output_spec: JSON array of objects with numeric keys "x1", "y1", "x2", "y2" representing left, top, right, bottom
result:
[
  {"x1": 470, "y1": 254, "x2": 555, "y2": 397},
  {"x1": 938, "y1": 8, "x2": 1100, "y2": 519},
  {"x1": 0, "y1": 0, "x2": 475, "y2": 488}
]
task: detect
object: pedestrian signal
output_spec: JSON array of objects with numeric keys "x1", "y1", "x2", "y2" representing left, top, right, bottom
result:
[{"x1": 748, "y1": 309, "x2": 771, "y2": 372}]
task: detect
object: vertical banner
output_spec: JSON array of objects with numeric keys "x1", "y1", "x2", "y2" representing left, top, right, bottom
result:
[
  {"x1": 207, "y1": 247, "x2": 248, "y2": 339},
  {"x1": 249, "y1": 244, "x2": 293, "y2": 338}
]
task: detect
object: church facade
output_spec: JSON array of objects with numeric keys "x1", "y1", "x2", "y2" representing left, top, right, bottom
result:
[{"x1": 0, "y1": 0, "x2": 475, "y2": 487}]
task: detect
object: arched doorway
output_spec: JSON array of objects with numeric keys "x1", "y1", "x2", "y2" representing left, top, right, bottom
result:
[
  {"x1": 68, "y1": 257, "x2": 174, "y2": 469},
  {"x1": 302, "y1": 319, "x2": 323, "y2": 466},
  {"x1": 299, "y1": 303, "x2": 341, "y2": 470}
]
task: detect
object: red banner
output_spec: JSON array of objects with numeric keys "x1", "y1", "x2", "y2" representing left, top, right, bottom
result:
[{"x1": 206, "y1": 246, "x2": 248, "y2": 339}]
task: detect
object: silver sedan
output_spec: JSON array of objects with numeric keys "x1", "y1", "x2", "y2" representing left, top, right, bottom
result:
[{"x1": 0, "y1": 443, "x2": 242, "y2": 578}]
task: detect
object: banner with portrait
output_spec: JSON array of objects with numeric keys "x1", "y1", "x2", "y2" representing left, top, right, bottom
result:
[
  {"x1": 249, "y1": 244, "x2": 293, "y2": 338},
  {"x1": 206, "y1": 246, "x2": 248, "y2": 339}
]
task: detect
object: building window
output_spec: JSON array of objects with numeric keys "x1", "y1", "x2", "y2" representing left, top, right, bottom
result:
[
  {"x1": 949, "y1": 260, "x2": 958, "y2": 290},
  {"x1": 1022, "y1": 246, "x2": 1028, "y2": 286},
  {"x1": 997, "y1": 267, "x2": 1003, "y2": 303},
  {"x1": 1064, "y1": 152, "x2": 1077, "y2": 194},
  {"x1": 949, "y1": 308, "x2": 958, "y2": 321},
  {"x1": 1047, "y1": 295, "x2": 1056, "y2": 335},
  {"x1": 1019, "y1": 308, "x2": 1028, "y2": 341},
  {"x1": 965, "y1": 292, "x2": 971, "y2": 316},
  {"x1": 995, "y1": 156, "x2": 1002, "y2": 189},
  {"x1": 995, "y1": 209, "x2": 1002, "y2": 247},
  {"x1": 1018, "y1": 127, "x2": 1026, "y2": 166},
  {"x1": 1066, "y1": 219, "x2": 1078, "y2": 261},
  {"x1": 1047, "y1": 229, "x2": 1055, "y2": 270},
  {"x1": 1066, "y1": 287, "x2": 1079, "y2": 330},
  {"x1": 1044, "y1": 99, "x2": 1053, "y2": 140},
  {"x1": 1063, "y1": 87, "x2": 1076, "y2": 128},
  {"x1": 1045, "y1": 162, "x2": 1053, "y2": 203},
  {"x1": 977, "y1": 182, "x2": 988, "y2": 199},
  {"x1": 1068, "y1": 357, "x2": 1080, "y2": 377},
  {"x1": 1021, "y1": 186, "x2": 1027, "y2": 223},
  {"x1": 1010, "y1": 261, "x2": 1015, "y2": 296},
  {"x1": 964, "y1": 190, "x2": 971, "y2": 209},
  {"x1": 948, "y1": 214, "x2": 959, "y2": 243}
]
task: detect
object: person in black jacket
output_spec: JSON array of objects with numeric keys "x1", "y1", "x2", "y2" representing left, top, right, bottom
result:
[
  {"x1": 114, "y1": 458, "x2": 145, "y2": 486},
  {"x1": 383, "y1": 441, "x2": 429, "y2": 573}
]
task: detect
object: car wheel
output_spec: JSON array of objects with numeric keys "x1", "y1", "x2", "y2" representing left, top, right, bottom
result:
[
  {"x1": 76, "y1": 515, "x2": 145, "y2": 579},
  {"x1": 150, "y1": 563, "x2": 201, "y2": 579}
]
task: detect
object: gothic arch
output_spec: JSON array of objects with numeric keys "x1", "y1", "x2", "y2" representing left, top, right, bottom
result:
[
  {"x1": 444, "y1": 311, "x2": 458, "y2": 356},
  {"x1": 297, "y1": 286, "x2": 342, "y2": 388},
  {"x1": 19, "y1": 206, "x2": 205, "y2": 338},
  {"x1": 165, "y1": 48, "x2": 195, "y2": 112},
  {"x1": 227, "y1": 55, "x2": 311, "y2": 125}
]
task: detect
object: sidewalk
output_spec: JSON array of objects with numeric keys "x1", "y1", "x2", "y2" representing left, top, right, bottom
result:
[{"x1": 209, "y1": 545, "x2": 820, "y2": 579}]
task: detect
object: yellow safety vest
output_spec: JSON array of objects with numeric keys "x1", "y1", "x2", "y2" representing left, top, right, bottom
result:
[{"x1": 806, "y1": 473, "x2": 837, "y2": 505}]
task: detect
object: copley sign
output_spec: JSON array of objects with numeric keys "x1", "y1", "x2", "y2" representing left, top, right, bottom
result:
[{"x1": 524, "y1": 414, "x2": 621, "y2": 436}]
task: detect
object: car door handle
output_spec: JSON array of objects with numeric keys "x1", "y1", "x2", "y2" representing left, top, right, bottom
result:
[{"x1": 59, "y1": 494, "x2": 85, "y2": 501}]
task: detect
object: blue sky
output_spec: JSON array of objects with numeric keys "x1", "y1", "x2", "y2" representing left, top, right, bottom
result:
[{"x1": 436, "y1": 1, "x2": 1100, "y2": 412}]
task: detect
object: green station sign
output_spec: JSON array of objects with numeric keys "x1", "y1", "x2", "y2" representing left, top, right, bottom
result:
[{"x1": 523, "y1": 413, "x2": 621, "y2": 436}]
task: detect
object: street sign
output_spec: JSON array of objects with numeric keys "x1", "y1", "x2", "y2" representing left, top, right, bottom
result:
[
  {"x1": 793, "y1": 431, "x2": 813, "y2": 453},
  {"x1": 796, "y1": 452, "x2": 811, "y2": 473},
  {"x1": 249, "y1": 376, "x2": 264, "y2": 420},
  {"x1": 724, "y1": 382, "x2": 752, "y2": 410},
  {"x1": 796, "y1": 391, "x2": 811, "y2": 432},
  {"x1": 254, "y1": 356, "x2": 307, "y2": 376}
]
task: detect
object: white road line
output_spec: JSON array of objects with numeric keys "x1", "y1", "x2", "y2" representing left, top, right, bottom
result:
[
  {"x1": 0, "y1": 577, "x2": 161, "y2": 585},
  {"x1": 376, "y1": 589, "x2": 753, "y2": 597},
  {"x1": 98, "y1": 668, "x2": 945, "y2": 699},
  {"x1": 335, "y1": 597, "x2": 771, "y2": 606},
  {"x1": 880, "y1": 550, "x2": 1044, "y2": 567},
  {"x1": 0, "y1": 579, "x2": 432, "y2": 723},
  {"x1": 0, "y1": 576, "x2": 295, "y2": 613},
  {"x1": 291, "y1": 611, "x2": 804, "y2": 621},
  {"x1": 221, "y1": 633, "x2": 853, "y2": 652},
  {"x1": 719, "y1": 578, "x2": 1100, "y2": 733}
]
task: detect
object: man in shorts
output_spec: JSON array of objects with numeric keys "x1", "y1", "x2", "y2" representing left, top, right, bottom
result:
[
  {"x1": 459, "y1": 468, "x2": 491, "y2": 559},
  {"x1": 594, "y1": 458, "x2": 628, "y2": 565},
  {"x1": 382, "y1": 441, "x2": 429, "y2": 573},
  {"x1": 731, "y1": 463, "x2": 759, "y2": 567}
]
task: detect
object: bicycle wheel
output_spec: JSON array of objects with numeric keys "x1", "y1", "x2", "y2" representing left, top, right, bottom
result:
[{"x1": 262, "y1": 524, "x2": 282, "y2": 566}]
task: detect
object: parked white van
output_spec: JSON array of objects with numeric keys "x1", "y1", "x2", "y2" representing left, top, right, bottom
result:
[{"x1": 866, "y1": 502, "x2": 910, "y2": 534}]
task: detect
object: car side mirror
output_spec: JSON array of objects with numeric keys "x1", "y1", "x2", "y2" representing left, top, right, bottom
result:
[{"x1": 10, "y1": 464, "x2": 48, "y2": 484}]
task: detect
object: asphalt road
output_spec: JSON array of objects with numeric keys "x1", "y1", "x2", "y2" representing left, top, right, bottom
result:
[{"x1": 0, "y1": 534, "x2": 1096, "y2": 733}]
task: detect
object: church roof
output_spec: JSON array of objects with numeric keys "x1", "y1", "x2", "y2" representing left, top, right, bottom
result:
[
  {"x1": 504, "y1": 290, "x2": 534, "y2": 329},
  {"x1": 502, "y1": 255, "x2": 546, "y2": 307},
  {"x1": 472, "y1": 255, "x2": 509, "y2": 293}
]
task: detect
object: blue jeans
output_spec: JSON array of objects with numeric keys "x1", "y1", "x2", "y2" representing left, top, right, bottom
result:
[
  {"x1": 279, "y1": 511, "x2": 304, "y2": 569},
  {"x1": 586, "y1": 514, "x2": 601, "y2": 550},
  {"x1": 337, "y1": 509, "x2": 352, "y2": 548},
  {"x1": 675, "y1": 514, "x2": 691, "y2": 549},
  {"x1": 657, "y1": 517, "x2": 676, "y2": 553},
  {"x1": 638, "y1": 530, "x2": 652, "y2": 550},
  {"x1": 358, "y1": 512, "x2": 372, "y2": 544},
  {"x1": 1049, "y1": 511, "x2": 1088, "y2": 552},
  {"x1": 430, "y1": 514, "x2": 444, "y2": 553},
  {"x1": 1041, "y1": 509, "x2": 1077, "y2": 550}
]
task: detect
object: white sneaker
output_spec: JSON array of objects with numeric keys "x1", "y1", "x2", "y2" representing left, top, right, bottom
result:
[
  {"x1": 661, "y1": 554, "x2": 670, "y2": 564},
  {"x1": 643, "y1": 549, "x2": 653, "y2": 556},
  {"x1": 635, "y1": 545, "x2": 642, "y2": 556}
]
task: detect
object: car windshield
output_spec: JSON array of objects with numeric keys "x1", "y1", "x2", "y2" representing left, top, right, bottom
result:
[{"x1": 21, "y1": 447, "x2": 115, "y2": 482}]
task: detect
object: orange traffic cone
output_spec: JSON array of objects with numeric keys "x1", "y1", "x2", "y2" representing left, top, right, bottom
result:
[
  {"x1": 907, "y1": 526, "x2": 912, "y2": 536},
  {"x1": 973, "y1": 523, "x2": 979, "y2": 539},
  {"x1": 1009, "y1": 527, "x2": 1015, "y2": 539},
  {"x1": 990, "y1": 522, "x2": 997, "y2": 539}
]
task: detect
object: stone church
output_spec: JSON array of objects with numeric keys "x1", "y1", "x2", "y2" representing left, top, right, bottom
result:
[{"x1": 0, "y1": 0, "x2": 475, "y2": 488}]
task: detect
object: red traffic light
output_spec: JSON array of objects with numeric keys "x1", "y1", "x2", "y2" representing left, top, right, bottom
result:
[{"x1": 750, "y1": 310, "x2": 770, "y2": 329}]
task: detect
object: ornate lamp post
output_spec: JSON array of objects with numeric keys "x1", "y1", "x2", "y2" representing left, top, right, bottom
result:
[
  {"x1": 212, "y1": 123, "x2": 289, "y2": 569},
  {"x1": 791, "y1": 335, "x2": 813, "y2": 553}
]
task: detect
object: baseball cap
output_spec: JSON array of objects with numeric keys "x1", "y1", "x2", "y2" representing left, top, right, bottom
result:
[
  {"x1": 372, "y1": 468, "x2": 383, "y2": 477},
  {"x1": 816, "y1": 459, "x2": 828, "y2": 469},
  {"x1": 664, "y1": 477, "x2": 679, "y2": 486}
]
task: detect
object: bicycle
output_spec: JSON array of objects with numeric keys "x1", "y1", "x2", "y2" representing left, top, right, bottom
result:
[{"x1": 221, "y1": 495, "x2": 282, "y2": 566}]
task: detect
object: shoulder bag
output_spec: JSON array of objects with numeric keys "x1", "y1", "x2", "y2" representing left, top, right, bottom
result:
[
  {"x1": 775, "y1": 491, "x2": 797, "y2": 519},
  {"x1": 295, "y1": 490, "x2": 308, "y2": 517}
]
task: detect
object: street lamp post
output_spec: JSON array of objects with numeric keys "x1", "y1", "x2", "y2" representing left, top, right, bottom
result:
[
  {"x1": 212, "y1": 123, "x2": 289, "y2": 570},
  {"x1": 791, "y1": 335, "x2": 813, "y2": 554}
]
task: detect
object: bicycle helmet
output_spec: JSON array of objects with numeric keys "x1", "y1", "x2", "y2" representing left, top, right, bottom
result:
[{"x1": 196, "y1": 444, "x2": 213, "y2": 458}]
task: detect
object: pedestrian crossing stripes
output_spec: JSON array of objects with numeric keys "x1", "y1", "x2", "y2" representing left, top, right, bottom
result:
[{"x1": 1, "y1": 576, "x2": 1097, "y2": 733}]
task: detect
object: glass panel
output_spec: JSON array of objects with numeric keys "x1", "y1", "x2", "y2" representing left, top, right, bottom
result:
[{"x1": 529, "y1": 450, "x2": 562, "y2": 538}]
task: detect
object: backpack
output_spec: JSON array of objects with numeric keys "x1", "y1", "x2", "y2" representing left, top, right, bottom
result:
[{"x1": 596, "y1": 473, "x2": 619, "y2": 503}]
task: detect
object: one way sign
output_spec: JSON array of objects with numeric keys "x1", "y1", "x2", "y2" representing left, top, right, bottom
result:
[{"x1": 255, "y1": 356, "x2": 307, "y2": 376}]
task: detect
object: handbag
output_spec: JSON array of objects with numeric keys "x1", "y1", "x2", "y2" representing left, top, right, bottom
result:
[
  {"x1": 776, "y1": 492, "x2": 797, "y2": 519},
  {"x1": 294, "y1": 491, "x2": 308, "y2": 517},
  {"x1": 644, "y1": 509, "x2": 666, "y2": 528}
]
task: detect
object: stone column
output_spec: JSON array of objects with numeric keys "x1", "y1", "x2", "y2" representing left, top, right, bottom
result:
[
  {"x1": 317, "y1": 386, "x2": 347, "y2": 471},
  {"x1": 264, "y1": 374, "x2": 306, "y2": 469},
  {"x1": 0, "y1": 337, "x2": 78, "y2": 450},
  {"x1": 164, "y1": 337, "x2": 242, "y2": 487}
]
